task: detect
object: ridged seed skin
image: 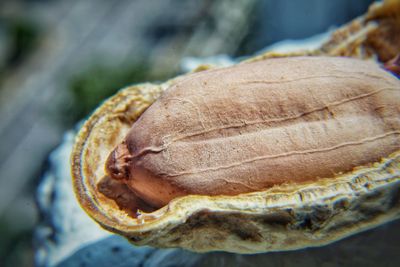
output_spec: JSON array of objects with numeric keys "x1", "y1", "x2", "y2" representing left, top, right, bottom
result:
[{"x1": 106, "y1": 56, "x2": 400, "y2": 208}]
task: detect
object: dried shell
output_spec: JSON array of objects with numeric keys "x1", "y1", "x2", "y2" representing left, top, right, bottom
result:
[
  {"x1": 71, "y1": 0, "x2": 400, "y2": 253},
  {"x1": 71, "y1": 71, "x2": 400, "y2": 253}
]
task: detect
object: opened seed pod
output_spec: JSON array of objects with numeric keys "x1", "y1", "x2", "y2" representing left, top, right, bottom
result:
[{"x1": 71, "y1": 1, "x2": 400, "y2": 253}]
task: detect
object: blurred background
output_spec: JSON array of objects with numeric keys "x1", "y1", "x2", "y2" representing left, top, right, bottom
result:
[{"x1": 0, "y1": 0, "x2": 376, "y2": 266}]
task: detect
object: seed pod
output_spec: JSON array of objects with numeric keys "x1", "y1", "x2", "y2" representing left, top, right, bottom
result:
[
  {"x1": 105, "y1": 56, "x2": 400, "y2": 212},
  {"x1": 72, "y1": 57, "x2": 400, "y2": 253}
]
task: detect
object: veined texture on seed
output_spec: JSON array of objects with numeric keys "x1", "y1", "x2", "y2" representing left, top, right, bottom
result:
[{"x1": 107, "y1": 56, "x2": 400, "y2": 208}]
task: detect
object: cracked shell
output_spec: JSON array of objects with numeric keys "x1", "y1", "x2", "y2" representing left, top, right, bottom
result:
[
  {"x1": 71, "y1": 68, "x2": 400, "y2": 253},
  {"x1": 71, "y1": 0, "x2": 400, "y2": 253}
]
